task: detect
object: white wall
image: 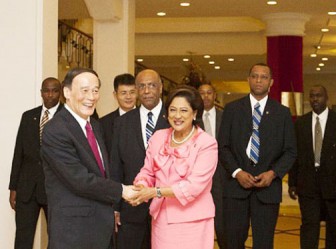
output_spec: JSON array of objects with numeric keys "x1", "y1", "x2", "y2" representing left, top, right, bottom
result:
[{"x1": 0, "y1": 0, "x2": 57, "y2": 248}]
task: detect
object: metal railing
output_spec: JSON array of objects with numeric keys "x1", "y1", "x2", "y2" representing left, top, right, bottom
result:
[{"x1": 58, "y1": 20, "x2": 93, "y2": 68}]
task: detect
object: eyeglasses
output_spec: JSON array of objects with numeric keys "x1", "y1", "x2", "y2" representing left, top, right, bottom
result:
[
  {"x1": 136, "y1": 82, "x2": 158, "y2": 90},
  {"x1": 249, "y1": 74, "x2": 270, "y2": 81}
]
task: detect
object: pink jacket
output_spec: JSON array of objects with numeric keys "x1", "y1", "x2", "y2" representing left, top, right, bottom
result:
[{"x1": 134, "y1": 127, "x2": 218, "y2": 223}]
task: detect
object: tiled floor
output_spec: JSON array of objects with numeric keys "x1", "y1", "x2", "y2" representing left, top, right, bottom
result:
[
  {"x1": 214, "y1": 184, "x2": 326, "y2": 249},
  {"x1": 214, "y1": 206, "x2": 326, "y2": 249}
]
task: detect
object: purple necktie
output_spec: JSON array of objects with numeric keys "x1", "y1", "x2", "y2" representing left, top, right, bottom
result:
[{"x1": 85, "y1": 121, "x2": 105, "y2": 177}]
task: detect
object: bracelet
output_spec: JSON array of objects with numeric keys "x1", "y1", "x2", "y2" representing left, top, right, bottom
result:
[{"x1": 156, "y1": 187, "x2": 162, "y2": 198}]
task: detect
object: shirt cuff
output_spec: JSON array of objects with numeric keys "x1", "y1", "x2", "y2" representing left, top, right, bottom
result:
[{"x1": 232, "y1": 168, "x2": 242, "y2": 178}]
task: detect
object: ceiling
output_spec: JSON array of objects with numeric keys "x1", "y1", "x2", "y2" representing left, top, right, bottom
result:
[{"x1": 59, "y1": 0, "x2": 336, "y2": 84}]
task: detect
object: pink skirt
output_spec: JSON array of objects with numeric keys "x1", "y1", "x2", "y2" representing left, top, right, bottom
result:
[{"x1": 151, "y1": 207, "x2": 214, "y2": 249}]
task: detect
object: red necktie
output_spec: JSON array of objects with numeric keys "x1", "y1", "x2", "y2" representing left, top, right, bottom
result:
[{"x1": 85, "y1": 121, "x2": 106, "y2": 177}]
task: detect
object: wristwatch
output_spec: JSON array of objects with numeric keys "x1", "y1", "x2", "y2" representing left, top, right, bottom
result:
[{"x1": 156, "y1": 187, "x2": 162, "y2": 198}]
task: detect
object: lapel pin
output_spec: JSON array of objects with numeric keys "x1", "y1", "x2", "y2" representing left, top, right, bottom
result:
[{"x1": 266, "y1": 111, "x2": 269, "y2": 115}]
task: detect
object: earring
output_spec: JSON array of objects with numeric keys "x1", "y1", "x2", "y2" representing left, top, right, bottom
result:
[{"x1": 193, "y1": 117, "x2": 196, "y2": 120}]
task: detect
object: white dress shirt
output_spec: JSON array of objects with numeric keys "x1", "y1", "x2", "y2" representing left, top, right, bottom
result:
[
  {"x1": 202, "y1": 106, "x2": 216, "y2": 137},
  {"x1": 312, "y1": 107, "x2": 328, "y2": 166},
  {"x1": 232, "y1": 94, "x2": 268, "y2": 178},
  {"x1": 64, "y1": 104, "x2": 104, "y2": 169},
  {"x1": 40, "y1": 102, "x2": 60, "y2": 122},
  {"x1": 140, "y1": 100, "x2": 163, "y2": 148}
]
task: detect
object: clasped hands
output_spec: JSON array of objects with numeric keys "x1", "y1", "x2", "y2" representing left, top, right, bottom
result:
[
  {"x1": 122, "y1": 184, "x2": 156, "y2": 207},
  {"x1": 236, "y1": 170, "x2": 276, "y2": 189}
]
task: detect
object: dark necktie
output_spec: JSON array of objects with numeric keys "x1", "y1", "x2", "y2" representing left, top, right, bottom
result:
[
  {"x1": 40, "y1": 110, "x2": 49, "y2": 144},
  {"x1": 85, "y1": 121, "x2": 105, "y2": 177},
  {"x1": 314, "y1": 116, "x2": 322, "y2": 165},
  {"x1": 146, "y1": 112, "x2": 155, "y2": 143},
  {"x1": 250, "y1": 102, "x2": 261, "y2": 165}
]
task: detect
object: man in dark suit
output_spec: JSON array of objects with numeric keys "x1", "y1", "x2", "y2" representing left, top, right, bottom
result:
[
  {"x1": 9, "y1": 77, "x2": 62, "y2": 249},
  {"x1": 40, "y1": 68, "x2": 135, "y2": 249},
  {"x1": 111, "y1": 69, "x2": 170, "y2": 249},
  {"x1": 100, "y1": 73, "x2": 136, "y2": 155},
  {"x1": 198, "y1": 83, "x2": 225, "y2": 249},
  {"x1": 288, "y1": 85, "x2": 336, "y2": 249},
  {"x1": 218, "y1": 63, "x2": 297, "y2": 249}
]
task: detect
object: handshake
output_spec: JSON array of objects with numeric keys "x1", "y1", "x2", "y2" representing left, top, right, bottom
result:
[{"x1": 122, "y1": 184, "x2": 152, "y2": 206}]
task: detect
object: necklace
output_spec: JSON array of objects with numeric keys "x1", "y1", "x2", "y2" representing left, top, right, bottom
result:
[{"x1": 172, "y1": 126, "x2": 195, "y2": 144}]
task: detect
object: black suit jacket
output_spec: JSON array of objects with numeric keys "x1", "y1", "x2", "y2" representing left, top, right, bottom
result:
[
  {"x1": 288, "y1": 109, "x2": 336, "y2": 199},
  {"x1": 9, "y1": 104, "x2": 62, "y2": 204},
  {"x1": 111, "y1": 106, "x2": 170, "y2": 223},
  {"x1": 218, "y1": 95, "x2": 297, "y2": 204},
  {"x1": 211, "y1": 109, "x2": 224, "y2": 196},
  {"x1": 41, "y1": 108, "x2": 122, "y2": 249},
  {"x1": 100, "y1": 108, "x2": 120, "y2": 156}
]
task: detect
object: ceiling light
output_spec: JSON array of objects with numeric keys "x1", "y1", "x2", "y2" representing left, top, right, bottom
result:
[
  {"x1": 328, "y1": 12, "x2": 336, "y2": 15},
  {"x1": 321, "y1": 28, "x2": 329, "y2": 32},
  {"x1": 209, "y1": 61, "x2": 215, "y2": 65},
  {"x1": 180, "y1": 2, "x2": 190, "y2": 7},
  {"x1": 316, "y1": 67, "x2": 321, "y2": 71},
  {"x1": 228, "y1": 58, "x2": 235, "y2": 62},
  {"x1": 204, "y1": 55, "x2": 211, "y2": 59},
  {"x1": 157, "y1": 12, "x2": 166, "y2": 16},
  {"x1": 310, "y1": 53, "x2": 317, "y2": 57},
  {"x1": 214, "y1": 66, "x2": 221, "y2": 70},
  {"x1": 322, "y1": 57, "x2": 328, "y2": 61},
  {"x1": 318, "y1": 63, "x2": 325, "y2": 67},
  {"x1": 267, "y1": 1, "x2": 277, "y2": 5},
  {"x1": 317, "y1": 45, "x2": 321, "y2": 49},
  {"x1": 183, "y1": 58, "x2": 189, "y2": 62},
  {"x1": 136, "y1": 58, "x2": 143, "y2": 62},
  {"x1": 227, "y1": 92, "x2": 231, "y2": 95}
]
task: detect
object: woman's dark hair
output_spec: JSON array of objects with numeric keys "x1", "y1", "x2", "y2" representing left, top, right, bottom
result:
[
  {"x1": 62, "y1": 68, "x2": 100, "y2": 88},
  {"x1": 165, "y1": 85, "x2": 204, "y2": 126}
]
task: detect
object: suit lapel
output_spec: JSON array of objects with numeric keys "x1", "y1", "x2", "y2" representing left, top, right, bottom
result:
[
  {"x1": 63, "y1": 109, "x2": 103, "y2": 176},
  {"x1": 303, "y1": 113, "x2": 314, "y2": 161},
  {"x1": 215, "y1": 109, "x2": 222, "y2": 138},
  {"x1": 134, "y1": 109, "x2": 146, "y2": 152},
  {"x1": 91, "y1": 119, "x2": 110, "y2": 177},
  {"x1": 321, "y1": 110, "x2": 336, "y2": 162},
  {"x1": 33, "y1": 107, "x2": 43, "y2": 147},
  {"x1": 155, "y1": 107, "x2": 169, "y2": 131}
]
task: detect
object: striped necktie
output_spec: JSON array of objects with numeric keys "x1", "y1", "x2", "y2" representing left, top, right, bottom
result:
[
  {"x1": 250, "y1": 102, "x2": 261, "y2": 165},
  {"x1": 40, "y1": 110, "x2": 49, "y2": 144},
  {"x1": 146, "y1": 112, "x2": 155, "y2": 143}
]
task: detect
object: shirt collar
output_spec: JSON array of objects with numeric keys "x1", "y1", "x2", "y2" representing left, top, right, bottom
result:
[
  {"x1": 140, "y1": 99, "x2": 162, "y2": 118},
  {"x1": 64, "y1": 104, "x2": 89, "y2": 129},
  {"x1": 43, "y1": 102, "x2": 60, "y2": 116},
  {"x1": 203, "y1": 106, "x2": 216, "y2": 116},
  {"x1": 249, "y1": 94, "x2": 268, "y2": 114},
  {"x1": 313, "y1": 107, "x2": 328, "y2": 121},
  {"x1": 119, "y1": 106, "x2": 136, "y2": 116}
]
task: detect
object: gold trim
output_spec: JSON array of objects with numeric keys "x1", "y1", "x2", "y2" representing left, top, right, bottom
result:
[{"x1": 281, "y1": 92, "x2": 303, "y2": 116}]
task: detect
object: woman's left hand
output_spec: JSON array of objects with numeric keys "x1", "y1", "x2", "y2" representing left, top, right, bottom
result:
[{"x1": 128, "y1": 185, "x2": 156, "y2": 206}]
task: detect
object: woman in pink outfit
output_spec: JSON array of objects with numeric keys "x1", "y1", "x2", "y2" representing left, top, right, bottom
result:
[{"x1": 130, "y1": 85, "x2": 218, "y2": 249}]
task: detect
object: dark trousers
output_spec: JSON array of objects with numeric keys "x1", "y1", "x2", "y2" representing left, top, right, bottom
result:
[
  {"x1": 116, "y1": 216, "x2": 151, "y2": 249},
  {"x1": 211, "y1": 167, "x2": 226, "y2": 249},
  {"x1": 223, "y1": 191, "x2": 279, "y2": 249},
  {"x1": 299, "y1": 196, "x2": 336, "y2": 249},
  {"x1": 15, "y1": 195, "x2": 47, "y2": 249}
]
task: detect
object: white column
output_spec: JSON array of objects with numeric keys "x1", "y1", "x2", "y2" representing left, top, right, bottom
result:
[
  {"x1": 0, "y1": 0, "x2": 58, "y2": 248},
  {"x1": 263, "y1": 12, "x2": 310, "y2": 37},
  {"x1": 84, "y1": 0, "x2": 135, "y2": 117}
]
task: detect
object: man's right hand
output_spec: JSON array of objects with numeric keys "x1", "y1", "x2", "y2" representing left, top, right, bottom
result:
[
  {"x1": 9, "y1": 190, "x2": 17, "y2": 210},
  {"x1": 288, "y1": 186, "x2": 298, "y2": 200},
  {"x1": 236, "y1": 171, "x2": 258, "y2": 189},
  {"x1": 114, "y1": 211, "x2": 121, "y2": 232}
]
